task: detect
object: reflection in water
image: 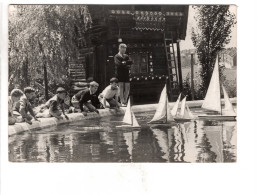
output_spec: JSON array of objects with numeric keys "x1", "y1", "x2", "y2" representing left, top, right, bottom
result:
[{"x1": 9, "y1": 113, "x2": 237, "y2": 163}]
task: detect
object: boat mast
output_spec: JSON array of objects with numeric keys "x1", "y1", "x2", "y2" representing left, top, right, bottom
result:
[
  {"x1": 129, "y1": 97, "x2": 133, "y2": 126},
  {"x1": 218, "y1": 56, "x2": 223, "y2": 116},
  {"x1": 166, "y1": 87, "x2": 168, "y2": 123},
  {"x1": 166, "y1": 96, "x2": 168, "y2": 123}
]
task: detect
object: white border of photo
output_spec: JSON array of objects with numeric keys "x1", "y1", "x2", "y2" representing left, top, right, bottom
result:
[{"x1": 1, "y1": 0, "x2": 257, "y2": 195}]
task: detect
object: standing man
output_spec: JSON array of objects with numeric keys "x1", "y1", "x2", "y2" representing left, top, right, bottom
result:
[{"x1": 114, "y1": 43, "x2": 132, "y2": 106}]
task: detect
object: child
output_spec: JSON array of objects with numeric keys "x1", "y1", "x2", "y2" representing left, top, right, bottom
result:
[
  {"x1": 14, "y1": 87, "x2": 39, "y2": 125},
  {"x1": 77, "y1": 81, "x2": 100, "y2": 115},
  {"x1": 98, "y1": 77, "x2": 121, "y2": 109},
  {"x1": 37, "y1": 87, "x2": 69, "y2": 120},
  {"x1": 8, "y1": 89, "x2": 24, "y2": 125}
]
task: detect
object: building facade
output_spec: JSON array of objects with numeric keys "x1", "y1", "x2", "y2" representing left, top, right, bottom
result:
[{"x1": 69, "y1": 5, "x2": 189, "y2": 103}]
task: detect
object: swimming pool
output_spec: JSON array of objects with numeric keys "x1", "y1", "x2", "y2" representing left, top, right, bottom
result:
[{"x1": 8, "y1": 109, "x2": 236, "y2": 163}]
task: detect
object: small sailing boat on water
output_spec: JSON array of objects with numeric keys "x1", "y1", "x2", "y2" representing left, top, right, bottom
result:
[
  {"x1": 116, "y1": 98, "x2": 141, "y2": 129},
  {"x1": 171, "y1": 93, "x2": 181, "y2": 116},
  {"x1": 174, "y1": 96, "x2": 195, "y2": 122},
  {"x1": 198, "y1": 57, "x2": 236, "y2": 121},
  {"x1": 148, "y1": 84, "x2": 173, "y2": 124}
]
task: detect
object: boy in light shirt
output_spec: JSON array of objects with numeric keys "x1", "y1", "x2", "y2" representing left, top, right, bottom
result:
[
  {"x1": 8, "y1": 89, "x2": 24, "y2": 125},
  {"x1": 98, "y1": 78, "x2": 121, "y2": 109},
  {"x1": 14, "y1": 87, "x2": 39, "y2": 124}
]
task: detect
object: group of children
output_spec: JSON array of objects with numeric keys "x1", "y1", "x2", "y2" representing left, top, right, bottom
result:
[{"x1": 8, "y1": 77, "x2": 124, "y2": 125}]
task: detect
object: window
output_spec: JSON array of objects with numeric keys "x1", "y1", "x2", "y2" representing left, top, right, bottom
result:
[{"x1": 129, "y1": 52, "x2": 149, "y2": 75}]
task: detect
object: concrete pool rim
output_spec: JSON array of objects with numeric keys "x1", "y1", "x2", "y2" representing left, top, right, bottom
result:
[{"x1": 8, "y1": 98, "x2": 237, "y2": 136}]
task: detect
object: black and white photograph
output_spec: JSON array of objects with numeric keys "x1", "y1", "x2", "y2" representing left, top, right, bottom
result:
[
  {"x1": 2, "y1": 1, "x2": 257, "y2": 195},
  {"x1": 7, "y1": 4, "x2": 237, "y2": 163}
]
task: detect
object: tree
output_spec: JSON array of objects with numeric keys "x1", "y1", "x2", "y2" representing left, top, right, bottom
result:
[
  {"x1": 191, "y1": 5, "x2": 236, "y2": 95},
  {"x1": 9, "y1": 5, "x2": 92, "y2": 99}
]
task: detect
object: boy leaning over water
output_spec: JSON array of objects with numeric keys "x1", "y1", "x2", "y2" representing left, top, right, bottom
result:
[
  {"x1": 98, "y1": 77, "x2": 121, "y2": 109},
  {"x1": 37, "y1": 87, "x2": 69, "y2": 120},
  {"x1": 8, "y1": 89, "x2": 24, "y2": 125},
  {"x1": 13, "y1": 87, "x2": 39, "y2": 125},
  {"x1": 78, "y1": 81, "x2": 100, "y2": 115}
]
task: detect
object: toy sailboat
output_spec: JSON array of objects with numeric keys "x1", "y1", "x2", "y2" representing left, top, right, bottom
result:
[
  {"x1": 198, "y1": 57, "x2": 236, "y2": 121},
  {"x1": 116, "y1": 98, "x2": 141, "y2": 128},
  {"x1": 171, "y1": 93, "x2": 181, "y2": 116},
  {"x1": 174, "y1": 96, "x2": 195, "y2": 122},
  {"x1": 148, "y1": 84, "x2": 173, "y2": 124}
]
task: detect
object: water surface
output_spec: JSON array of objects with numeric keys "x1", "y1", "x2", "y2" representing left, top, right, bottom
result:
[{"x1": 9, "y1": 110, "x2": 237, "y2": 163}]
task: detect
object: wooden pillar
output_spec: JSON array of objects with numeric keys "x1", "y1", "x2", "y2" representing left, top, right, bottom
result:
[
  {"x1": 176, "y1": 40, "x2": 183, "y2": 92},
  {"x1": 191, "y1": 53, "x2": 195, "y2": 100}
]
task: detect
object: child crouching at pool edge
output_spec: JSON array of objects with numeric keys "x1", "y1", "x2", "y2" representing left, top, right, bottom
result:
[
  {"x1": 98, "y1": 77, "x2": 121, "y2": 110},
  {"x1": 76, "y1": 81, "x2": 100, "y2": 116},
  {"x1": 13, "y1": 87, "x2": 39, "y2": 125},
  {"x1": 8, "y1": 89, "x2": 24, "y2": 125},
  {"x1": 36, "y1": 87, "x2": 69, "y2": 120}
]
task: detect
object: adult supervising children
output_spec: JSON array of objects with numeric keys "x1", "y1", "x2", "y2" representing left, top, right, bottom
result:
[{"x1": 114, "y1": 43, "x2": 132, "y2": 106}]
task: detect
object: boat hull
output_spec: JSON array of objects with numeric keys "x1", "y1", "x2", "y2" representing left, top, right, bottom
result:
[
  {"x1": 147, "y1": 120, "x2": 174, "y2": 124},
  {"x1": 198, "y1": 115, "x2": 236, "y2": 121},
  {"x1": 115, "y1": 125, "x2": 141, "y2": 129},
  {"x1": 174, "y1": 118, "x2": 193, "y2": 123}
]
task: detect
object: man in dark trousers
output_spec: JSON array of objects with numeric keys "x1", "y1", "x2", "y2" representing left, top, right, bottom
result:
[{"x1": 114, "y1": 43, "x2": 133, "y2": 106}]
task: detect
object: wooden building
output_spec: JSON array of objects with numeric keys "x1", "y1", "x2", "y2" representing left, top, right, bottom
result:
[{"x1": 69, "y1": 5, "x2": 189, "y2": 104}]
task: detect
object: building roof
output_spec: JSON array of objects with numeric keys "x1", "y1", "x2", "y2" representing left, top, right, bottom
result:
[{"x1": 88, "y1": 5, "x2": 189, "y2": 41}]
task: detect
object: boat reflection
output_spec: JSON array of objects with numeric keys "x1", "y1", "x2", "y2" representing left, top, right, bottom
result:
[{"x1": 9, "y1": 118, "x2": 236, "y2": 163}]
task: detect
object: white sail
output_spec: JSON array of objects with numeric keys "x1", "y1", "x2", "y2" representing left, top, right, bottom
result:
[
  {"x1": 185, "y1": 105, "x2": 194, "y2": 119},
  {"x1": 132, "y1": 111, "x2": 140, "y2": 127},
  {"x1": 202, "y1": 57, "x2": 221, "y2": 112},
  {"x1": 166, "y1": 96, "x2": 174, "y2": 122},
  {"x1": 171, "y1": 93, "x2": 181, "y2": 116},
  {"x1": 149, "y1": 85, "x2": 167, "y2": 123},
  {"x1": 123, "y1": 98, "x2": 132, "y2": 125},
  {"x1": 222, "y1": 85, "x2": 236, "y2": 116},
  {"x1": 180, "y1": 96, "x2": 187, "y2": 117}
]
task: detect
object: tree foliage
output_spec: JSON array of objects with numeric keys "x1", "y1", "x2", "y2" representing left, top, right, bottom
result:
[
  {"x1": 9, "y1": 5, "x2": 92, "y2": 94},
  {"x1": 191, "y1": 5, "x2": 236, "y2": 95}
]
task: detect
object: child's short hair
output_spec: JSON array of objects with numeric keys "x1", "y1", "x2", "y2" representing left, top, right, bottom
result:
[
  {"x1": 90, "y1": 81, "x2": 99, "y2": 87},
  {"x1": 119, "y1": 43, "x2": 127, "y2": 49},
  {"x1": 10, "y1": 89, "x2": 24, "y2": 97},
  {"x1": 24, "y1": 87, "x2": 35, "y2": 94},
  {"x1": 110, "y1": 77, "x2": 119, "y2": 83},
  {"x1": 56, "y1": 87, "x2": 66, "y2": 93}
]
